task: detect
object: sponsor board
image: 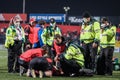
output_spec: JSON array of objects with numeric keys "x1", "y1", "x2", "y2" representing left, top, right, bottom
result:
[
  {"x1": 68, "y1": 16, "x2": 100, "y2": 23},
  {"x1": 29, "y1": 14, "x2": 65, "y2": 22},
  {"x1": 68, "y1": 16, "x2": 83, "y2": 23}
]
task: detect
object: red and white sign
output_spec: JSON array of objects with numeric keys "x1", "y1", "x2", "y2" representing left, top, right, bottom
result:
[{"x1": 0, "y1": 13, "x2": 27, "y2": 21}]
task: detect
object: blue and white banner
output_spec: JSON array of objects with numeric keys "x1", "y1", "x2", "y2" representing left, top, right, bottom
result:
[
  {"x1": 68, "y1": 16, "x2": 83, "y2": 23},
  {"x1": 68, "y1": 16, "x2": 100, "y2": 23},
  {"x1": 29, "y1": 14, "x2": 65, "y2": 22}
]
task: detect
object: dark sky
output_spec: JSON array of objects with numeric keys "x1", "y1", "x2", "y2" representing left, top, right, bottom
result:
[{"x1": 0, "y1": 0, "x2": 119, "y2": 16}]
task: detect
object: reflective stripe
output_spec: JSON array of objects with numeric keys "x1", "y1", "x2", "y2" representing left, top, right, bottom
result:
[
  {"x1": 94, "y1": 29, "x2": 100, "y2": 32},
  {"x1": 102, "y1": 34, "x2": 107, "y2": 36},
  {"x1": 74, "y1": 58, "x2": 84, "y2": 63},
  {"x1": 100, "y1": 43, "x2": 115, "y2": 45},
  {"x1": 70, "y1": 44, "x2": 77, "y2": 48},
  {"x1": 81, "y1": 39, "x2": 94, "y2": 40},
  {"x1": 6, "y1": 34, "x2": 13, "y2": 37},
  {"x1": 73, "y1": 58, "x2": 84, "y2": 67},
  {"x1": 81, "y1": 30, "x2": 92, "y2": 32}
]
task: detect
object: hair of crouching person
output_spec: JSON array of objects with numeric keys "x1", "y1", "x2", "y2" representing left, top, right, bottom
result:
[{"x1": 41, "y1": 45, "x2": 49, "y2": 57}]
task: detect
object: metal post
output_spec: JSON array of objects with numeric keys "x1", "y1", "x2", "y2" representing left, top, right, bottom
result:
[
  {"x1": 65, "y1": 11, "x2": 67, "y2": 24},
  {"x1": 23, "y1": 0, "x2": 25, "y2": 13},
  {"x1": 63, "y1": 6, "x2": 70, "y2": 25}
]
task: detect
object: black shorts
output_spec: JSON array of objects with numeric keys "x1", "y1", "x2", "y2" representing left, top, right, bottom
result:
[
  {"x1": 29, "y1": 57, "x2": 52, "y2": 71},
  {"x1": 18, "y1": 58, "x2": 29, "y2": 69}
]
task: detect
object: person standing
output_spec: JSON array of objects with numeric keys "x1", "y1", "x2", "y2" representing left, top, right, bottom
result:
[
  {"x1": 41, "y1": 18, "x2": 62, "y2": 58},
  {"x1": 24, "y1": 18, "x2": 37, "y2": 51},
  {"x1": 98, "y1": 17, "x2": 116, "y2": 75},
  {"x1": 5, "y1": 16, "x2": 25, "y2": 73},
  {"x1": 37, "y1": 20, "x2": 46, "y2": 47},
  {"x1": 80, "y1": 11, "x2": 100, "y2": 71},
  {"x1": 41, "y1": 18, "x2": 62, "y2": 46}
]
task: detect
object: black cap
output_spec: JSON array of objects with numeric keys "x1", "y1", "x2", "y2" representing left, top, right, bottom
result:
[
  {"x1": 82, "y1": 11, "x2": 91, "y2": 18},
  {"x1": 50, "y1": 18, "x2": 55, "y2": 23},
  {"x1": 101, "y1": 17, "x2": 108, "y2": 22},
  {"x1": 38, "y1": 20, "x2": 46, "y2": 25}
]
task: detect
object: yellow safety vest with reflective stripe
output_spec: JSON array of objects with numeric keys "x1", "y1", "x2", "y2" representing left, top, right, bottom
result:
[
  {"x1": 5, "y1": 26, "x2": 25, "y2": 48},
  {"x1": 64, "y1": 43, "x2": 84, "y2": 67},
  {"x1": 41, "y1": 26, "x2": 62, "y2": 46},
  {"x1": 108, "y1": 25, "x2": 116, "y2": 47},
  {"x1": 5, "y1": 26, "x2": 15, "y2": 48},
  {"x1": 80, "y1": 21, "x2": 100, "y2": 43},
  {"x1": 100, "y1": 26, "x2": 116, "y2": 48}
]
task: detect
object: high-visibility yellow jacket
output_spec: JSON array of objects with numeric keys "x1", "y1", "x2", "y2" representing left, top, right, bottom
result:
[
  {"x1": 108, "y1": 25, "x2": 116, "y2": 47},
  {"x1": 5, "y1": 26, "x2": 25, "y2": 48},
  {"x1": 41, "y1": 26, "x2": 61, "y2": 46},
  {"x1": 64, "y1": 43, "x2": 84, "y2": 67},
  {"x1": 80, "y1": 20, "x2": 100, "y2": 44},
  {"x1": 100, "y1": 25, "x2": 116, "y2": 48}
]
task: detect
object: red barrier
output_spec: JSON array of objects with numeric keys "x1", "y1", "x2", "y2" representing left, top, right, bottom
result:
[
  {"x1": 117, "y1": 28, "x2": 120, "y2": 32},
  {"x1": 0, "y1": 23, "x2": 120, "y2": 34},
  {"x1": 58, "y1": 25, "x2": 80, "y2": 35}
]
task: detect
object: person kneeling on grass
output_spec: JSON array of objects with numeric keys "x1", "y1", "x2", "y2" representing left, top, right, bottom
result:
[
  {"x1": 51, "y1": 34, "x2": 66, "y2": 74},
  {"x1": 59, "y1": 40, "x2": 94, "y2": 77},
  {"x1": 59, "y1": 41, "x2": 85, "y2": 76},
  {"x1": 18, "y1": 45, "x2": 49, "y2": 76},
  {"x1": 26, "y1": 57, "x2": 53, "y2": 78}
]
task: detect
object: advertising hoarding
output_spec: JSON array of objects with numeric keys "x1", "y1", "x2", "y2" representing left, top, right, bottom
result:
[
  {"x1": 0, "y1": 13, "x2": 27, "y2": 21},
  {"x1": 30, "y1": 14, "x2": 65, "y2": 22}
]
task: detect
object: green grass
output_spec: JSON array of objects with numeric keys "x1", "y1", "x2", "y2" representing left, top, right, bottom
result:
[{"x1": 0, "y1": 50, "x2": 120, "y2": 80}]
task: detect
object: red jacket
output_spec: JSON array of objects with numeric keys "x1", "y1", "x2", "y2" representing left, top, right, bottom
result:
[
  {"x1": 53, "y1": 40, "x2": 66, "y2": 56},
  {"x1": 33, "y1": 27, "x2": 40, "y2": 43},
  {"x1": 20, "y1": 48, "x2": 44, "y2": 62},
  {"x1": 24, "y1": 25, "x2": 34, "y2": 44}
]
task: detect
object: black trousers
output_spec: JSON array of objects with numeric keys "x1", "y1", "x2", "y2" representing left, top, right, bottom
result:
[
  {"x1": 8, "y1": 40, "x2": 22, "y2": 73},
  {"x1": 82, "y1": 42, "x2": 98, "y2": 70},
  {"x1": 99, "y1": 47, "x2": 114, "y2": 75},
  {"x1": 60, "y1": 54, "x2": 82, "y2": 75}
]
